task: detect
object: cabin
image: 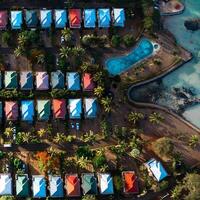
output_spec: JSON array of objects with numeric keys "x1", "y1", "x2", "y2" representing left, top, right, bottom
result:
[
  {"x1": 65, "y1": 174, "x2": 81, "y2": 197},
  {"x1": 68, "y1": 99, "x2": 82, "y2": 119}
]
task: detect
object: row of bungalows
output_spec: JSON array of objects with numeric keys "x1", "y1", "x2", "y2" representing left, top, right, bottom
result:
[
  {"x1": 0, "y1": 8, "x2": 125, "y2": 30},
  {"x1": 0, "y1": 71, "x2": 94, "y2": 91},
  {"x1": 0, "y1": 98, "x2": 98, "y2": 121}
]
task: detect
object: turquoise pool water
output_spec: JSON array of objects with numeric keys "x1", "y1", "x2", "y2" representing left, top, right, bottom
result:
[{"x1": 105, "y1": 38, "x2": 155, "y2": 75}]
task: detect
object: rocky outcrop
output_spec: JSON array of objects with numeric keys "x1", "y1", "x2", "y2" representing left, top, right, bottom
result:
[{"x1": 184, "y1": 19, "x2": 200, "y2": 31}]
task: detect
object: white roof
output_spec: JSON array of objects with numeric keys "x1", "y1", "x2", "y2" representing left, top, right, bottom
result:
[{"x1": 0, "y1": 174, "x2": 12, "y2": 195}]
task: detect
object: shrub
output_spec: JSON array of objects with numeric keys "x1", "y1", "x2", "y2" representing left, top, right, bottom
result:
[
  {"x1": 123, "y1": 34, "x2": 135, "y2": 47},
  {"x1": 76, "y1": 146, "x2": 94, "y2": 159},
  {"x1": 111, "y1": 35, "x2": 121, "y2": 47}
]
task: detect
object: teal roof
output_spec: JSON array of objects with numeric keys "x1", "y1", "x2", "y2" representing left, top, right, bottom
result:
[
  {"x1": 67, "y1": 72, "x2": 80, "y2": 91},
  {"x1": 4, "y1": 71, "x2": 18, "y2": 89},
  {"x1": 32, "y1": 175, "x2": 46, "y2": 198},
  {"x1": 113, "y1": 8, "x2": 125, "y2": 27},
  {"x1": 37, "y1": 100, "x2": 50, "y2": 120},
  {"x1": 20, "y1": 71, "x2": 33, "y2": 90},
  {"x1": 84, "y1": 98, "x2": 97, "y2": 118},
  {"x1": 51, "y1": 70, "x2": 64, "y2": 89},
  {"x1": 11, "y1": 11, "x2": 22, "y2": 29},
  {"x1": 26, "y1": 10, "x2": 38, "y2": 27},
  {"x1": 40, "y1": 10, "x2": 52, "y2": 28},
  {"x1": 21, "y1": 100, "x2": 34, "y2": 121},
  {"x1": 81, "y1": 174, "x2": 97, "y2": 195},
  {"x1": 16, "y1": 174, "x2": 29, "y2": 197},
  {"x1": 68, "y1": 99, "x2": 82, "y2": 119},
  {"x1": 84, "y1": 9, "x2": 96, "y2": 28},
  {"x1": 98, "y1": 9, "x2": 111, "y2": 28},
  {"x1": 55, "y1": 9, "x2": 67, "y2": 28},
  {"x1": 49, "y1": 175, "x2": 64, "y2": 198}
]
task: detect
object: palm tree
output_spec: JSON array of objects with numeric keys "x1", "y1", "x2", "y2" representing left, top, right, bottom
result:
[
  {"x1": 61, "y1": 28, "x2": 73, "y2": 43},
  {"x1": 149, "y1": 112, "x2": 164, "y2": 124},
  {"x1": 128, "y1": 111, "x2": 144, "y2": 124},
  {"x1": 80, "y1": 62, "x2": 90, "y2": 72},
  {"x1": 59, "y1": 46, "x2": 71, "y2": 59},
  {"x1": 37, "y1": 129, "x2": 46, "y2": 138},
  {"x1": 101, "y1": 97, "x2": 112, "y2": 113},
  {"x1": 94, "y1": 86, "x2": 104, "y2": 98},
  {"x1": 93, "y1": 71, "x2": 103, "y2": 84},
  {"x1": 4, "y1": 128, "x2": 13, "y2": 138},
  {"x1": 189, "y1": 135, "x2": 199, "y2": 148},
  {"x1": 14, "y1": 46, "x2": 24, "y2": 57},
  {"x1": 36, "y1": 53, "x2": 45, "y2": 65},
  {"x1": 72, "y1": 47, "x2": 85, "y2": 58},
  {"x1": 18, "y1": 33, "x2": 28, "y2": 46},
  {"x1": 76, "y1": 156, "x2": 89, "y2": 169},
  {"x1": 53, "y1": 133, "x2": 65, "y2": 143}
]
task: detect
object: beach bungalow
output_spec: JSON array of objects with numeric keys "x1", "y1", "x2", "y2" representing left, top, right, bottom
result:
[
  {"x1": 97, "y1": 8, "x2": 111, "y2": 28},
  {"x1": 83, "y1": 9, "x2": 96, "y2": 28},
  {"x1": 25, "y1": 10, "x2": 38, "y2": 28},
  {"x1": 16, "y1": 174, "x2": 29, "y2": 197},
  {"x1": 68, "y1": 99, "x2": 82, "y2": 119},
  {"x1": 40, "y1": 10, "x2": 52, "y2": 29},
  {"x1": 52, "y1": 99, "x2": 66, "y2": 119},
  {"x1": 84, "y1": 98, "x2": 97, "y2": 118},
  {"x1": 113, "y1": 8, "x2": 125, "y2": 27},
  {"x1": 54, "y1": 9, "x2": 67, "y2": 28},
  {"x1": 122, "y1": 171, "x2": 139, "y2": 194},
  {"x1": 145, "y1": 159, "x2": 168, "y2": 182},
  {"x1": 5, "y1": 101, "x2": 18, "y2": 121},
  {"x1": 65, "y1": 174, "x2": 81, "y2": 197},
  {"x1": 81, "y1": 173, "x2": 97, "y2": 195},
  {"x1": 68, "y1": 9, "x2": 81, "y2": 28},
  {"x1": 0, "y1": 174, "x2": 12, "y2": 196},
  {"x1": 49, "y1": 175, "x2": 64, "y2": 198},
  {"x1": 0, "y1": 11, "x2": 8, "y2": 29},
  {"x1": 21, "y1": 100, "x2": 34, "y2": 122},
  {"x1": 82, "y1": 73, "x2": 95, "y2": 91},
  {"x1": 97, "y1": 173, "x2": 114, "y2": 195},
  {"x1": 36, "y1": 72, "x2": 49, "y2": 90},
  {"x1": 11, "y1": 10, "x2": 23, "y2": 29},
  {"x1": 66, "y1": 72, "x2": 80, "y2": 91},
  {"x1": 51, "y1": 70, "x2": 65, "y2": 89},
  {"x1": 4, "y1": 71, "x2": 18, "y2": 89},
  {"x1": 0, "y1": 102, "x2": 2, "y2": 120},
  {"x1": 37, "y1": 100, "x2": 50, "y2": 121},
  {"x1": 32, "y1": 175, "x2": 46, "y2": 198},
  {"x1": 20, "y1": 71, "x2": 33, "y2": 90}
]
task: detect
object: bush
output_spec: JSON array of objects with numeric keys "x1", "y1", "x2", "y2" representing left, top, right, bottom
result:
[
  {"x1": 2, "y1": 31, "x2": 11, "y2": 45},
  {"x1": 76, "y1": 146, "x2": 94, "y2": 159},
  {"x1": 123, "y1": 34, "x2": 135, "y2": 47},
  {"x1": 93, "y1": 154, "x2": 107, "y2": 168},
  {"x1": 111, "y1": 35, "x2": 121, "y2": 47}
]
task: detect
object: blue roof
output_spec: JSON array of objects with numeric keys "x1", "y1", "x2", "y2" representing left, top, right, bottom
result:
[
  {"x1": 51, "y1": 70, "x2": 64, "y2": 89},
  {"x1": 32, "y1": 176, "x2": 46, "y2": 198},
  {"x1": 98, "y1": 9, "x2": 111, "y2": 28},
  {"x1": 113, "y1": 8, "x2": 125, "y2": 27},
  {"x1": 11, "y1": 11, "x2": 22, "y2": 29},
  {"x1": 146, "y1": 159, "x2": 168, "y2": 182},
  {"x1": 26, "y1": 10, "x2": 38, "y2": 27},
  {"x1": 55, "y1": 9, "x2": 67, "y2": 28},
  {"x1": 84, "y1": 9, "x2": 96, "y2": 28},
  {"x1": 40, "y1": 10, "x2": 52, "y2": 28},
  {"x1": 21, "y1": 100, "x2": 34, "y2": 121},
  {"x1": 84, "y1": 98, "x2": 97, "y2": 118},
  {"x1": 99, "y1": 174, "x2": 114, "y2": 195},
  {"x1": 68, "y1": 99, "x2": 82, "y2": 119},
  {"x1": 67, "y1": 72, "x2": 80, "y2": 91},
  {"x1": 49, "y1": 176, "x2": 64, "y2": 198}
]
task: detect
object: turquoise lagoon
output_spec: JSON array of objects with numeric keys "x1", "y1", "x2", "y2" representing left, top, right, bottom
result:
[{"x1": 130, "y1": 0, "x2": 200, "y2": 128}]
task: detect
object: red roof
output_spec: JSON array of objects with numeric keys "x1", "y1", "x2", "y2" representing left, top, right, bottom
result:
[
  {"x1": 0, "y1": 11, "x2": 8, "y2": 29},
  {"x1": 52, "y1": 99, "x2": 66, "y2": 119},
  {"x1": 123, "y1": 171, "x2": 139, "y2": 194},
  {"x1": 5, "y1": 101, "x2": 18, "y2": 120},
  {"x1": 65, "y1": 174, "x2": 81, "y2": 197},
  {"x1": 82, "y1": 73, "x2": 95, "y2": 91},
  {"x1": 69, "y1": 9, "x2": 81, "y2": 28}
]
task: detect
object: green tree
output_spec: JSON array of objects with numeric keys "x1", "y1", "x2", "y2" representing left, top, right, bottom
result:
[
  {"x1": 111, "y1": 35, "x2": 121, "y2": 47},
  {"x1": 61, "y1": 28, "x2": 73, "y2": 44},
  {"x1": 149, "y1": 112, "x2": 164, "y2": 124},
  {"x1": 14, "y1": 46, "x2": 24, "y2": 57},
  {"x1": 189, "y1": 135, "x2": 199, "y2": 148},
  {"x1": 59, "y1": 46, "x2": 71, "y2": 59},
  {"x1": 81, "y1": 195, "x2": 97, "y2": 200},
  {"x1": 123, "y1": 34, "x2": 135, "y2": 47},
  {"x1": 94, "y1": 86, "x2": 104, "y2": 98},
  {"x1": 2, "y1": 31, "x2": 11, "y2": 45},
  {"x1": 101, "y1": 97, "x2": 112, "y2": 113},
  {"x1": 128, "y1": 111, "x2": 144, "y2": 125}
]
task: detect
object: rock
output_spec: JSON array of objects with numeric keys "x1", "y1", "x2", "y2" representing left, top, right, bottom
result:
[{"x1": 184, "y1": 19, "x2": 200, "y2": 31}]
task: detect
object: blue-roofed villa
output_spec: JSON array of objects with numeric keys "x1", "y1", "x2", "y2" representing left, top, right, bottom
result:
[
  {"x1": 4, "y1": 71, "x2": 18, "y2": 89},
  {"x1": 32, "y1": 175, "x2": 46, "y2": 198},
  {"x1": 49, "y1": 175, "x2": 64, "y2": 198},
  {"x1": 84, "y1": 9, "x2": 96, "y2": 28},
  {"x1": 51, "y1": 70, "x2": 64, "y2": 89},
  {"x1": 84, "y1": 98, "x2": 97, "y2": 118},
  {"x1": 98, "y1": 173, "x2": 114, "y2": 195},
  {"x1": 68, "y1": 99, "x2": 82, "y2": 119},
  {"x1": 0, "y1": 174, "x2": 12, "y2": 196},
  {"x1": 54, "y1": 9, "x2": 67, "y2": 28},
  {"x1": 20, "y1": 71, "x2": 33, "y2": 90},
  {"x1": 40, "y1": 10, "x2": 52, "y2": 29},
  {"x1": 11, "y1": 10, "x2": 23, "y2": 29},
  {"x1": 145, "y1": 159, "x2": 168, "y2": 182},
  {"x1": 21, "y1": 100, "x2": 34, "y2": 122},
  {"x1": 67, "y1": 72, "x2": 80, "y2": 91},
  {"x1": 26, "y1": 10, "x2": 38, "y2": 28},
  {"x1": 113, "y1": 8, "x2": 125, "y2": 27},
  {"x1": 97, "y1": 8, "x2": 111, "y2": 28}
]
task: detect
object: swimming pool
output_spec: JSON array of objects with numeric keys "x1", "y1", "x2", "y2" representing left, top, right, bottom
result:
[{"x1": 105, "y1": 38, "x2": 157, "y2": 76}]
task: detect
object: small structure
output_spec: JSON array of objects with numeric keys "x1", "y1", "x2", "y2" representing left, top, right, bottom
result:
[
  {"x1": 82, "y1": 73, "x2": 95, "y2": 91},
  {"x1": 11, "y1": 10, "x2": 22, "y2": 29},
  {"x1": 40, "y1": 10, "x2": 52, "y2": 29},
  {"x1": 98, "y1": 8, "x2": 111, "y2": 28},
  {"x1": 65, "y1": 174, "x2": 81, "y2": 197},
  {"x1": 52, "y1": 99, "x2": 66, "y2": 119},
  {"x1": 51, "y1": 70, "x2": 65, "y2": 89},
  {"x1": 69, "y1": 9, "x2": 81, "y2": 28},
  {"x1": 37, "y1": 100, "x2": 50, "y2": 121},
  {"x1": 81, "y1": 173, "x2": 97, "y2": 195},
  {"x1": 0, "y1": 102, "x2": 2, "y2": 120},
  {"x1": 83, "y1": 9, "x2": 96, "y2": 28},
  {"x1": 49, "y1": 175, "x2": 64, "y2": 198},
  {"x1": 68, "y1": 99, "x2": 82, "y2": 119},
  {"x1": 145, "y1": 158, "x2": 168, "y2": 182},
  {"x1": 0, "y1": 174, "x2": 12, "y2": 196},
  {"x1": 21, "y1": 100, "x2": 34, "y2": 122},
  {"x1": 36, "y1": 72, "x2": 49, "y2": 90},
  {"x1": 97, "y1": 173, "x2": 114, "y2": 195},
  {"x1": 26, "y1": 10, "x2": 38, "y2": 28},
  {"x1": 122, "y1": 171, "x2": 139, "y2": 194},
  {"x1": 20, "y1": 71, "x2": 33, "y2": 90},
  {"x1": 54, "y1": 9, "x2": 67, "y2": 28},
  {"x1": 0, "y1": 11, "x2": 8, "y2": 29},
  {"x1": 5, "y1": 101, "x2": 18, "y2": 121},
  {"x1": 113, "y1": 8, "x2": 125, "y2": 27},
  {"x1": 4, "y1": 71, "x2": 18, "y2": 89},
  {"x1": 66, "y1": 72, "x2": 81, "y2": 91},
  {"x1": 16, "y1": 174, "x2": 29, "y2": 197},
  {"x1": 84, "y1": 98, "x2": 97, "y2": 118},
  {"x1": 32, "y1": 175, "x2": 46, "y2": 198},
  {"x1": 0, "y1": 72, "x2": 2, "y2": 89}
]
